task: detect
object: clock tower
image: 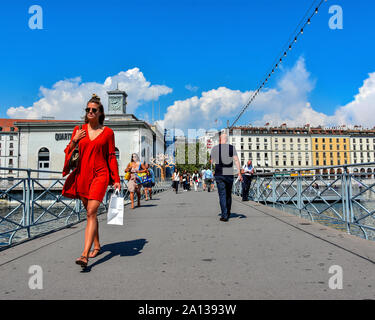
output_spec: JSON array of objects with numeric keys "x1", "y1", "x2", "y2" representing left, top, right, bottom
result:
[{"x1": 107, "y1": 85, "x2": 127, "y2": 115}]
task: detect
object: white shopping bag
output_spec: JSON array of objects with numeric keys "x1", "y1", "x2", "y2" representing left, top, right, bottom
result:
[{"x1": 107, "y1": 189, "x2": 124, "y2": 225}]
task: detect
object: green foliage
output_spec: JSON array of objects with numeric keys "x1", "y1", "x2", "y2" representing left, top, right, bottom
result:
[{"x1": 175, "y1": 142, "x2": 211, "y2": 173}]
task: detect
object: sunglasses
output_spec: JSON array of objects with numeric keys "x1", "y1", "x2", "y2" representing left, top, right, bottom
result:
[{"x1": 85, "y1": 107, "x2": 98, "y2": 114}]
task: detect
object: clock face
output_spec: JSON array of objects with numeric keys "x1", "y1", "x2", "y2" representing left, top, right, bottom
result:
[{"x1": 110, "y1": 97, "x2": 122, "y2": 111}]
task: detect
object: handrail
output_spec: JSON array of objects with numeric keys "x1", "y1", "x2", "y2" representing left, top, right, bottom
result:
[
  {"x1": 0, "y1": 167, "x2": 171, "y2": 249},
  {"x1": 233, "y1": 163, "x2": 375, "y2": 241}
]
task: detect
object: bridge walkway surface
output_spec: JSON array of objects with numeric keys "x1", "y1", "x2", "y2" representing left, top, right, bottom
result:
[{"x1": 1, "y1": 188, "x2": 375, "y2": 300}]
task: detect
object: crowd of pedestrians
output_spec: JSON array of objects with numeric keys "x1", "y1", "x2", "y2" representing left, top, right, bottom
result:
[{"x1": 171, "y1": 167, "x2": 217, "y2": 193}]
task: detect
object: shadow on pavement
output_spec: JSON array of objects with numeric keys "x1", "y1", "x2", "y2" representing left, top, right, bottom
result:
[
  {"x1": 217, "y1": 213, "x2": 247, "y2": 219},
  {"x1": 82, "y1": 238, "x2": 148, "y2": 272}
]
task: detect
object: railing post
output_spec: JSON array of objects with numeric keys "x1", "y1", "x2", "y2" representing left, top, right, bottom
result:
[
  {"x1": 272, "y1": 176, "x2": 276, "y2": 206},
  {"x1": 297, "y1": 172, "x2": 302, "y2": 217},
  {"x1": 346, "y1": 171, "x2": 354, "y2": 234},
  {"x1": 25, "y1": 169, "x2": 32, "y2": 239}
]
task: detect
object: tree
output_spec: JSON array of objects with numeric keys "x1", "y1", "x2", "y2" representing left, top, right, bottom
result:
[
  {"x1": 150, "y1": 154, "x2": 175, "y2": 181},
  {"x1": 175, "y1": 142, "x2": 210, "y2": 173}
]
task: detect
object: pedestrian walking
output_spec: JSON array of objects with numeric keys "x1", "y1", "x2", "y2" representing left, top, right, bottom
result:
[
  {"x1": 172, "y1": 168, "x2": 180, "y2": 194},
  {"x1": 186, "y1": 172, "x2": 191, "y2": 191},
  {"x1": 192, "y1": 170, "x2": 200, "y2": 192},
  {"x1": 241, "y1": 160, "x2": 254, "y2": 201},
  {"x1": 62, "y1": 94, "x2": 121, "y2": 268},
  {"x1": 210, "y1": 131, "x2": 242, "y2": 222},
  {"x1": 203, "y1": 167, "x2": 214, "y2": 192},
  {"x1": 143, "y1": 162, "x2": 155, "y2": 201},
  {"x1": 124, "y1": 153, "x2": 148, "y2": 209},
  {"x1": 182, "y1": 170, "x2": 188, "y2": 191}
]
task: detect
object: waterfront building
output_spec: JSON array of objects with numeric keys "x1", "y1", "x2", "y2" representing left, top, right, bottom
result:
[
  {"x1": 310, "y1": 127, "x2": 351, "y2": 168},
  {"x1": 0, "y1": 89, "x2": 165, "y2": 181}
]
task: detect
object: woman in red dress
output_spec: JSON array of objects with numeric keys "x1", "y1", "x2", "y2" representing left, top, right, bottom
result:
[{"x1": 62, "y1": 94, "x2": 121, "y2": 268}]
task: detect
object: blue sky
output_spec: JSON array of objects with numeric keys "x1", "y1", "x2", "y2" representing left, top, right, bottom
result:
[{"x1": 1, "y1": 0, "x2": 374, "y2": 129}]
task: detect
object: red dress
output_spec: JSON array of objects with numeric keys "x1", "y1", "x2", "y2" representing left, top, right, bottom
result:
[{"x1": 62, "y1": 124, "x2": 120, "y2": 202}]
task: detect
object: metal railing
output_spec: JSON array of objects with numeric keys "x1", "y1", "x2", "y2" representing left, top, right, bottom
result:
[
  {"x1": 0, "y1": 167, "x2": 171, "y2": 249},
  {"x1": 233, "y1": 163, "x2": 375, "y2": 241}
]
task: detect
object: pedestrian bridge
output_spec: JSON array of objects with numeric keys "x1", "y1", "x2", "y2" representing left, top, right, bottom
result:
[{"x1": 1, "y1": 187, "x2": 375, "y2": 299}]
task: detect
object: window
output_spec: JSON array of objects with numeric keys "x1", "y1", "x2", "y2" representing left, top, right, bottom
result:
[
  {"x1": 9, "y1": 150, "x2": 13, "y2": 156},
  {"x1": 9, "y1": 143, "x2": 13, "y2": 149},
  {"x1": 10, "y1": 135, "x2": 13, "y2": 141},
  {"x1": 38, "y1": 148, "x2": 50, "y2": 170},
  {"x1": 9, "y1": 159, "x2": 13, "y2": 165}
]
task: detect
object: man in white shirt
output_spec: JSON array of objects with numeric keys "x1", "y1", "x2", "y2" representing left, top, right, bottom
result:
[{"x1": 241, "y1": 160, "x2": 254, "y2": 201}]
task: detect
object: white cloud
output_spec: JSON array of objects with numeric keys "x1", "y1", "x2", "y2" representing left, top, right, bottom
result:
[
  {"x1": 7, "y1": 68, "x2": 172, "y2": 120},
  {"x1": 162, "y1": 86, "x2": 251, "y2": 130},
  {"x1": 332, "y1": 72, "x2": 375, "y2": 127},
  {"x1": 162, "y1": 57, "x2": 375, "y2": 130},
  {"x1": 185, "y1": 84, "x2": 199, "y2": 92}
]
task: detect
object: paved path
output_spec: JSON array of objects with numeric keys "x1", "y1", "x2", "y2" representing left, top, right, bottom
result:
[{"x1": 1, "y1": 188, "x2": 375, "y2": 300}]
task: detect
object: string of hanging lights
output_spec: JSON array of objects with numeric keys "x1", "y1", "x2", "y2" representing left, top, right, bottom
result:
[{"x1": 229, "y1": 0, "x2": 328, "y2": 130}]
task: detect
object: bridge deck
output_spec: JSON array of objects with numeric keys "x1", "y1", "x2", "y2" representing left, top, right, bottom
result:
[{"x1": 1, "y1": 188, "x2": 375, "y2": 300}]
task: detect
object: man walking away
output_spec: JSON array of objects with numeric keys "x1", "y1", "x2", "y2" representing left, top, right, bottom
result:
[
  {"x1": 241, "y1": 160, "x2": 254, "y2": 201},
  {"x1": 204, "y1": 167, "x2": 214, "y2": 192},
  {"x1": 210, "y1": 131, "x2": 242, "y2": 222}
]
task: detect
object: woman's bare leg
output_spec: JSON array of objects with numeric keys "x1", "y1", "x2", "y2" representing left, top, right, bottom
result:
[
  {"x1": 81, "y1": 199, "x2": 101, "y2": 258},
  {"x1": 136, "y1": 189, "x2": 141, "y2": 206},
  {"x1": 130, "y1": 192, "x2": 135, "y2": 209},
  {"x1": 80, "y1": 197, "x2": 100, "y2": 257}
]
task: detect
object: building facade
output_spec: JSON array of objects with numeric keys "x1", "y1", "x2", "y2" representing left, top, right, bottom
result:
[
  {"x1": 0, "y1": 89, "x2": 165, "y2": 181},
  {"x1": 196, "y1": 125, "x2": 375, "y2": 175}
]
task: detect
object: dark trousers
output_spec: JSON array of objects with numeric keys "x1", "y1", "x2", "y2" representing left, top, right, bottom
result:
[
  {"x1": 173, "y1": 181, "x2": 179, "y2": 193},
  {"x1": 215, "y1": 175, "x2": 234, "y2": 219},
  {"x1": 241, "y1": 175, "x2": 252, "y2": 201}
]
